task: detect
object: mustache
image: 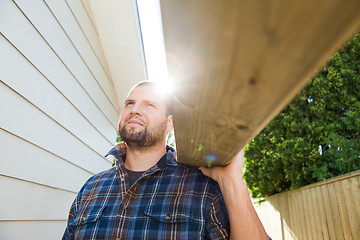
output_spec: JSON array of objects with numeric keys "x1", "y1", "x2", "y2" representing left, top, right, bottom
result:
[{"x1": 125, "y1": 116, "x2": 146, "y2": 125}]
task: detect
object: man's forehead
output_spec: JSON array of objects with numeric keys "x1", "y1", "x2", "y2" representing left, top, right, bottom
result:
[{"x1": 126, "y1": 85, "x2": 165, "y2": 103}]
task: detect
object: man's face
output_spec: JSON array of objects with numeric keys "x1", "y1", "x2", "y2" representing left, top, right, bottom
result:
[{"x1": 118, "y1": 86, "x2": 172, "y2": 150}]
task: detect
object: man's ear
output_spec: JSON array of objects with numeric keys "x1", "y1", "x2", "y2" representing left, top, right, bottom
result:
[{"x1": 166, "y1": 115, "x2": 174, "y2": 134}]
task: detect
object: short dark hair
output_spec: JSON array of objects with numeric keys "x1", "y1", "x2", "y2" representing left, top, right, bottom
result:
[{"x1": 130, "y1": 81, "x2": 171, "y2": 116}]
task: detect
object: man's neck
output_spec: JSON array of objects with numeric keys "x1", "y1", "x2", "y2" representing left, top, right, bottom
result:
[{"x1": 124, "y1": 143, "x2": 167, "y2": 171}]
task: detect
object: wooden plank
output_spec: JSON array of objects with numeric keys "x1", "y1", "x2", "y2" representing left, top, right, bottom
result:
[
  {"x1": 290, "y1": 192, "x2": 298, "y2": 239},
  {"x1": 302, "y1": 190, "x2": 312, "y2": 240},
  {"x1": 0, "y1": 129, "x2": 92, "y2": 193},
  {"x1": 306, "y1": 189, "x2": 316, "y2": 240},
  {"x1": 350, "y1": 176, "x2": 360, "y2": 239},
  {"x1": 296, "y1": 191, "x2": 306, "y2": 240},
  {"x1": 287, "y1": 192, "x2": 298, "y2": 240},
  {"x1": 0, "y1": 221, "x2": 67, "y2": 240},
  {"x1": 342, "y1": 178, "x2": 359, "y2": 239},
  {"x1": 0, "y1": 0, "x2": 118, "y2": 136},
  {"x1": 0, "y1": 175, "x2": 75, "y2": 220},
  {"x1": 279, "y1": 194, "x2": 291, "y2": 240},
  {"x1": 0, "y1": 33, "x2": 113, "y2": 153},
  {"x1": 314, "y1": 187, "x2": 330, "y2": 240},
  {"x1": 321, "y1": 185, "x2": 338, "y2": 240},
  {"x1": 160, "y1": 0, "x2": 360, "y2": 166},
  {"x1": 327, "y1": 184, "x2": 345, "y2": 240},
  {"x1": 334, "y1": 181, "x2": 353, "y2": 239},
  {"x1": 310, "y1": 188, "x2": 323, "y2": 240}
]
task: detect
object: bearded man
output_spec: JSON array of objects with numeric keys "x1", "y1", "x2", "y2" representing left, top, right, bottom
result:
[{"x1": 62, "y1": 81, "x2": 269, "y2": 239}]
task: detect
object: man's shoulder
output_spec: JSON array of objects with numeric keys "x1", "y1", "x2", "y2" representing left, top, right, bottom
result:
[
  {"x1": 167, "y1": 162, "x2": 222, "y2": 195},
  {"x1": 81, "y1": 166, "x2": 118, "y2": 190}
]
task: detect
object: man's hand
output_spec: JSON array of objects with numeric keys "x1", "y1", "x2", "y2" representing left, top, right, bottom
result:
[
  {"x1": 199, "y1": 149, "x2": 269, "y2": 240},
  {"x1": 199, "y1": 149, "x2": 245, "y2": 187}
]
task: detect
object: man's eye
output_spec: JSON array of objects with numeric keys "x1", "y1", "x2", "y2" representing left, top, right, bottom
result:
[
  {"x1": 126, "y1": 102, "x2": 134, "y2": 106},
  {"x1": 147, "y1": 103, "x2": 155, "y2": 107}
]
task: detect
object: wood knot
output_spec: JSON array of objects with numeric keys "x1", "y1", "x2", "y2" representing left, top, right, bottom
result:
[
  {"x1": 249, "y1": 77, "x2": 257, "y2": 85},
  {"x1": 215, "y1": 117, "x2": 228, "y2": 127},
  {"x1": 236, "y1": 124, "x2": 249, "y2": 130}
]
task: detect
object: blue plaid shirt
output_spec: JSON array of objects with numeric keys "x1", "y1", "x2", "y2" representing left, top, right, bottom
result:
[{"x1": 62, "y1": 145, "x2": 230, "y2": 239}]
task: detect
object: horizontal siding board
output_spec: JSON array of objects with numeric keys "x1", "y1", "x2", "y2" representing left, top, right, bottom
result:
[
  {"x1": 81, "y1": 0, "x2": 99, "y2": 35},
  {"x1": 0, "y1": 1, "x2": 118, "y2": 138},
  {"x1": 0, "y1": 175, "x2": 75, "y2": 220},
  {"x1": 0, "y1": 220, "x2": 67, "y2": 240},
  {"x1": 0, "y1": 176, "x2": 76, "y2": 221},
  {"x1": 41, "y1": 0, "x2": 120, "y2": 112},
  {"x1": 0, "y1": 33, "x2": 113, "y2": 154},
  {"x1": 0, "y1": 129, "x2": 92, "y2": 193},
  {"x1": 15, "y1": 0, "x2": 119, "y2": 115},
  {"x1": 66, "y1": 0, "x2": 111, "y2": 77},
  {"x1": 0, "y1": 82, "x2": 112, "y2": 173}
]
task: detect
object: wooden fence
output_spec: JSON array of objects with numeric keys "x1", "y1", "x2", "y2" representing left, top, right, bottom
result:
[{"x1": 254, "y1": 170, "x2": 360, "y2": 240}]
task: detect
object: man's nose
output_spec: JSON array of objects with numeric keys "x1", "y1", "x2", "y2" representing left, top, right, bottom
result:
[{"x1": 130, "y1": 103, "x2": 143, "y2": 115}]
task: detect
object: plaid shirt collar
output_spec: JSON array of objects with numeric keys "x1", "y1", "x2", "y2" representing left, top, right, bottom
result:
[{"x1": 105, "y1": 143, "x2": 179, "y2": 169}]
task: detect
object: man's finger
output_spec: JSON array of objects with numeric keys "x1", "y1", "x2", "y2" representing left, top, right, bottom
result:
[{"x1": 199, "y1": 167, "x2": 211, "y2": 178}]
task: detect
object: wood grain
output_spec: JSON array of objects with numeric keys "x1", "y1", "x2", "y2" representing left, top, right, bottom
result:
[
  {"x1": 328, "y1": 184, "x2": 345, "y2": 239},
  {"x1": 315, "y1": 187, "x2": 330, "y2": 240},
  {"x1": 254, "y1": 171, "x2": 360, "y2": 239},
  {"x1": 341, "y1": 178, "x2": 359, "y2": 239},
  {"x1": 321, "y1": 185, "x2": 337, "y2": 240},
  {"x1": 160, "y1": 0, "x2": 360, "y2": 166}
]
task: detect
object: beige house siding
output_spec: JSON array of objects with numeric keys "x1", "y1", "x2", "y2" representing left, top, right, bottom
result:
[{"x1": 0, "y1": 0, "x2": 121, "y2": 238}]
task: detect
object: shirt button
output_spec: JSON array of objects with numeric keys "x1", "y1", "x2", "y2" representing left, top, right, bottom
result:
[
  {"x1": 123, "y1": 204, "x2": 128, "y2": 210},
  {"x1": 120, "y1": 177, "x2": 125, "y2": 182},
  {"x1": 165, "y1": 214, "x2": 171, "y2": 220}
]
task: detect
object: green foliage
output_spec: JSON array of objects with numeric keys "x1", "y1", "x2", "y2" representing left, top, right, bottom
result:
[
  {"x1": 166, "y1": 130, "x2": 176, "y2": 148},
  {"x1": 116, "y1": 131, "x2": 122, "y2": 143},
  {"x1": 244, "y1": 33, "x2": 360, "y2": 199}
]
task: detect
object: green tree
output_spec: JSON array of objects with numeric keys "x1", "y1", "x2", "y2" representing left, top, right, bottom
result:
[{"x1": 244, "y1": 32, "x2": 360, "y2": 199}]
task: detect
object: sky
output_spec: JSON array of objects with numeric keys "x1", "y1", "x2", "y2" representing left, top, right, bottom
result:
[{"x1": 137, "y1": 0, "x2": 169, "y2": 85}]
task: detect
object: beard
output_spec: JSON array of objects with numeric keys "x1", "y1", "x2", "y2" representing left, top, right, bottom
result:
[{"x1": 119, "y1": 117, "x2": 167, "y2": 150}]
